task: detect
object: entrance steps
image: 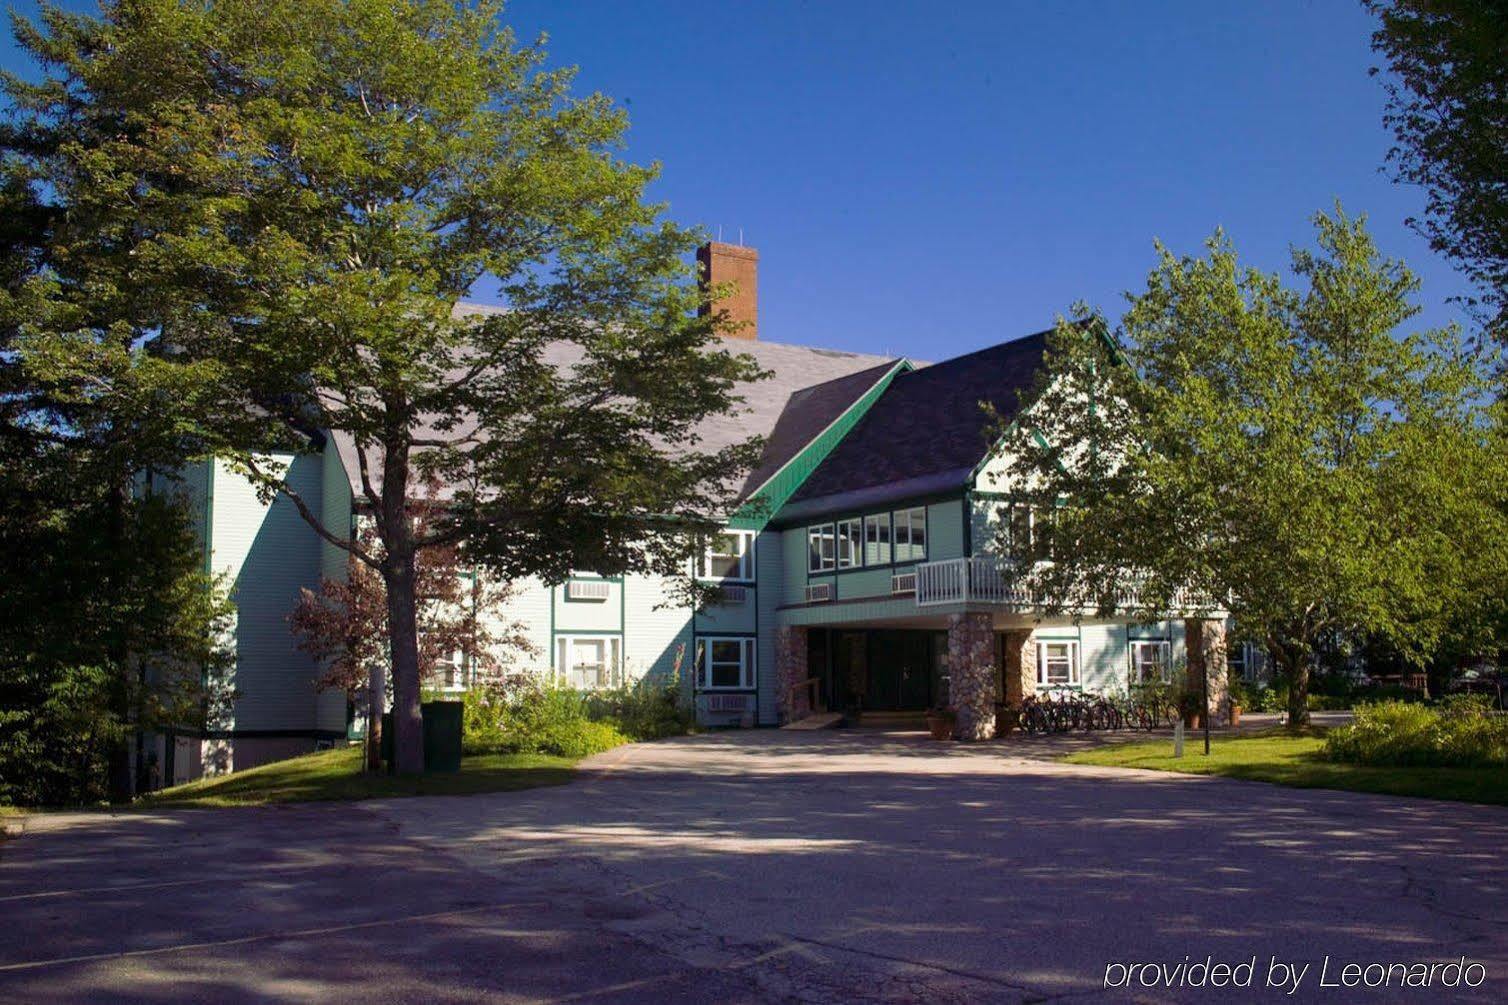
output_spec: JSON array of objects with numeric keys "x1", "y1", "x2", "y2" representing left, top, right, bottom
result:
[
  {"x1": 853, "y1": 710, "x2": 928, "y2": 731},
  {"x1": 781, "y1": 712, "x2": 843, "y2": 731}
]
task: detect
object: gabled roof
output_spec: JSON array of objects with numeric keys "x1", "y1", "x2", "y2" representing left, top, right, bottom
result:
[
  {"x1": 783, "y1": 330, "x2": 1050, "y2": 512},
  {"x1": 328, "y1": 304, "x2": 895, "y2": 502}
]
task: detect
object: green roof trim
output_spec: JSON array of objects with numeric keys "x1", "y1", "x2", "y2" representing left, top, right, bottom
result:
[{"x1": 729, "y1": 359, "x2": 912, "y2": 531}]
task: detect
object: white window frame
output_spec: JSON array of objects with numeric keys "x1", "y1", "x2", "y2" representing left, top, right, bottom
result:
[
  {"x1": 698, "y1": 636, "x2": 756, "y2": 691},
  {"x1": 863, "y1": 512, "x2": 892, "y2": 565},
  {"x1": 893, "y1": 506, "x2": 927, "y2": 562},
  {"x1": 836, "y1": 518, "x2": 862, "y2": 569},
  {"x1": 435, "y1": 650, "x2": 469, "y2": 692},
  {"x1": 1129, "y1": 640, "x2": 1172, "y2": 684},
  {"x1": 556, "y1": 635, "x2": 621, "y2": 691},
  {"x1": 1036, "y1": 640, "x2": 1081, "y2": 687},
  {"x1": 698, "y1": 529, "x2": 755, "y2": 583},
  {"x1": 808, "y1": 524, "x2": 836, "y2": 573}
]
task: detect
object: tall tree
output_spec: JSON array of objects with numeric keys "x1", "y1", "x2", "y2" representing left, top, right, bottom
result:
[
  {"x1": 990, "y1": 208, "x2": 1504, "y2": 723},
  {"x1": 1366, "y1": 0, "x2": 1508, "y2": 341},
  {"x1": 4, "y1": 1, "x2": 764, "y2": 773},
  {"x1": 289, "y1": 487, "x2": 532, "y2": 771}
]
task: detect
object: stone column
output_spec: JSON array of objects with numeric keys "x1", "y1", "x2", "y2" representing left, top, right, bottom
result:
[
  {"x1": 948, "y1": 612, "x2": 997, "y2": 740},
  {"x1": 1184, "y1": 617, "x2": 1229, "y2": 726},
  {"x1": 775, "y1": 625, "x2": 810, "y2": 724},
  {"x1": 1001, "y1": 628, "x2": 1037, "y2": 709}
]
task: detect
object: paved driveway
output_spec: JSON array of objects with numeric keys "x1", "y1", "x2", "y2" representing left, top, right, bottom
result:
[{"x1": 2, "y1": 730, "x2": 1506, "y2": 1003}]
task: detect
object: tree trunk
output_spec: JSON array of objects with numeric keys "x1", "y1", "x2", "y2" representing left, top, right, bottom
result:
[
  {"x1": 1287, "y1": 660, "x2": 1311, "y2": 726},
  {"x1": 366, "y1": 660, "x2": 385, "y2": 772},
  {"x1": 385, "y1": 553, "x2": 425, "y2": 775},
  {"x1": 104, "y1": 476, "x2": 135, "y2": 803},
  {"x1": 1269, "y1": 637, "x2": 1310, "y2": 726}
]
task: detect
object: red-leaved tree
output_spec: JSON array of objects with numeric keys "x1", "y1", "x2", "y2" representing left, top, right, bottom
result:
[{"x1": 289, "y1": 494, "x2": 532, "y2": 770}]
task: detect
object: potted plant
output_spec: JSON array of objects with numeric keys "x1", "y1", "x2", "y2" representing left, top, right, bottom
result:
[
  {"x1": 925, "y1": 706, "x2": 957, "y2": 741},
  {"x1": 1177, "y1": 688, "x2": 1203, "y2": 730},
  {"x1": 1226, "y1": 678, "x2": 1249, "y2": 726}
]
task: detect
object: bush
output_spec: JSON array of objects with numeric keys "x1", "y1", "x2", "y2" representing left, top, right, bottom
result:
[
  {"x1": 1324, "y1": 697, "x2": 1508, "y2": 768},
  {"x1": 583, "y1": 679, "x2": 693, "y2": 741},
  {"x1": 461, "y1": 678, "x2": 627, "y2": 758}
]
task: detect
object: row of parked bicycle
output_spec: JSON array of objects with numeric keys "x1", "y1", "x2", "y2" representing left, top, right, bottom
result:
[{"x1": 1017, "y1": 690, "x2": 1183, "y2": 734}]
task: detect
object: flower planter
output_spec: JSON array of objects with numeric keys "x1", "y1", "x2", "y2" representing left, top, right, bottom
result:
[
  {"x1": 926, "y1": 714, "x2": 956, "y2": 741},
  {"x1": 1229, "y1": 705, "x2": 1243, "y2": 727},
  {"x1": 1182, "y1": 711, "x2": 1201, "y2": 730}
]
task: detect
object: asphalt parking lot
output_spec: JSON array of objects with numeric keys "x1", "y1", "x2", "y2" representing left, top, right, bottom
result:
[{"x1": 2, "y1": 729, "x2": 1504, "y2": 1003}]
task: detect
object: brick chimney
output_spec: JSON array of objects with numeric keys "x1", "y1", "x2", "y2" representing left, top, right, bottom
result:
[{"x1": 697, "y1": 241, "x2": 758, "y2": 339}]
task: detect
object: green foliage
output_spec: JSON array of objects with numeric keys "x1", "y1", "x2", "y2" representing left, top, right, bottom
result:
[
  {"x1": 990, "y1": 208, "x2": 1506, "y2": 723},
  {"x1": 1325, "y1": 696, "x2": 1508, "y2": 767},
  {"x1": 461, "y1": 678, "x2": 632, "y2": 759},
  {"x1": 0, "y1": 486, "x2": 235, "y2": 807},
  {"x1": 1366, "y1": 1, "x2": 1508, "y2": 340},
  {"x1": 583, "y1": 679, "x2": 693, "y2": 741},
  {"x1": 2, "y1": 0, "x2": 766, "y2": 775}
]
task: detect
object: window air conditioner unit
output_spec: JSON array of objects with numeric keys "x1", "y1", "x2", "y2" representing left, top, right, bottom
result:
[
  {"x1": 565, "y1": 580, "x2": 611, "y2": 601},
  {"x1": 720, "y1": 585, "x2": 749, "y2": 605},
  {"x1": 707, "y1": 694, "x2": 749, "y2": 712},
  {"x1": 891, "y1": 572, "x2": 917, "y2": 595},
  {"x1": 804, "y1": 583, "x2": 832, "y2": 603}
]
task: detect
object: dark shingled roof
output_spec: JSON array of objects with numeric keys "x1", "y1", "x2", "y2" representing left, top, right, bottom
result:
[
  {"x1": 788, "y1": 330, "x2": 1050, "y2": 505},
  {"x1": 740, "y1": 359, "x2": 899, "y2": 496}
]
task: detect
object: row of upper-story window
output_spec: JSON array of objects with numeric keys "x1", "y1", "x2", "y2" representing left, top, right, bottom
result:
[
  {"x1": 687, "y1": 506, "x2": 931, "y2": 584},
  {"x1": 807, "y1": 506, "x2": 928, "y2": 574}
]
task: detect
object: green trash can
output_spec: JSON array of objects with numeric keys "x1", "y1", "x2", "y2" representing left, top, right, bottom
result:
[
  {"x1": 379, "y1": 701, "x2": 463, "y2": 773},
  {"x1": 421, "y1": 701, "x2": 463, "y2": 773}
]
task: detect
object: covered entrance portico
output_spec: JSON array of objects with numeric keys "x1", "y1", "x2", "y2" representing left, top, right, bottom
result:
[{"x1": 808, "y1": 628, "x2": 948, "y2": 714}]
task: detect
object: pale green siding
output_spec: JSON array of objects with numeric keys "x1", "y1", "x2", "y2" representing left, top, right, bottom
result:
[
  {"x1": 754, "y1": 529, "x2": 782, "y2": 723},
  {"x1": 210, "y1": 452, "x2": 329, "y2": 734},
  {"x1": 553, "y1": 579, "x2": 625, "y2": 634},
  {"x1": 926, "y1": 498, "x2": 965, "y2": 560},
  {"x1": 622, "y1": 572, "x2": 694, "y2": 687}
]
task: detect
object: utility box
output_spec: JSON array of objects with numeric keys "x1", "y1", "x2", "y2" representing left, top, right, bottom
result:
[{"x1": 380, "y1": 700, "x2": 464, "y2": 773}]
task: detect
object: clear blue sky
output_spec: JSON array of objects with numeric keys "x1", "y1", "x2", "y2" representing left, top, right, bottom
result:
[{"x1": 2, "y1": 1, "x2": 1474, "y2": 361}]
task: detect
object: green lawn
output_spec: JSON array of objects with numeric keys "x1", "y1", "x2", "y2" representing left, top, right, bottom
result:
[
  {"x1": 139, "y1": 745, "x2": 579, "y2": 808},
  {"x1": 1064, "y1": 730, "x2": 1508, "y2": 806}
]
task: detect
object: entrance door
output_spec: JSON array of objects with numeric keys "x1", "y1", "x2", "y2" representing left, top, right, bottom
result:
[{"x1": 864, "y1": 631, "x2": 935, "y2": 710}]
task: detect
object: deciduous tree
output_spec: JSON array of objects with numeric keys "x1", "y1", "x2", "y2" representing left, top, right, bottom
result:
[
  {"x1": 289, "y1": 489, "x2": 532, "y2": 771},
  {"x1": 990, "y1": 208, "x2": 1504, "y2": 722},
  {"x1": 1366, "y1": 0, "x2": 1508, "y2": 341},
  {"x1": 4, "y1": 1, "x2": 765, "y2": 773}
]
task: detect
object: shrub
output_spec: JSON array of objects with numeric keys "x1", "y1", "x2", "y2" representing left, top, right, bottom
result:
[
  {"x1": 1324, "y1": 697, "x2": 1508, "y2": 768},
  {"x1": 460, "y1": 676, "x2": 635, "y2": 758},
  {"x1": 583, "y1": 679, "x2": 693, "y2": 741}
]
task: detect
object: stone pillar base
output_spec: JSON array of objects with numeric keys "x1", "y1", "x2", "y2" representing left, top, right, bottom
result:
[
  {"x1": 775, "y1": 625, "x2": 810, "y2": 724},
  {"x1": 948, "y1": 612, "x2": 997, "y2": 740},
  {"x1": 1185, "y1": 617, "x2": 1230, "y2": 726}
]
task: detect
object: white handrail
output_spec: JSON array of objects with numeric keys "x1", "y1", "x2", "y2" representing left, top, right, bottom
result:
[{"x1": 914, "y1": 555, "x2": 1216, "y2": 614}]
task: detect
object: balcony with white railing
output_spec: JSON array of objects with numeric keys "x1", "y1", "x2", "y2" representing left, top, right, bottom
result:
[{"x1": 914, "y1": 555, "x2": 1210, "y2": 614}]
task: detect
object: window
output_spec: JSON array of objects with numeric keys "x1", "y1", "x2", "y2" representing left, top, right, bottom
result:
[
  {"x1": 836, "y1": 518, "x2": 862, "y2": 569},
  {"x1": 556, "y1": 635, "x2": 621, "y2": 690},
  {"x1": 1036, "y1": 640, "x2": 1080, "y2": 686},
  {"x1": 864, "y1": 513, "x2": 892, "y2": 564},
  {"x1": 1130, "y1": 640, "x2": 1172, "y2": 684},
  {"x1": 808, "y1": 524, "x2": 836, "y2": 573},
  {"x1": 699, "y1": 530, "x2": 754, "y2": 582},
  {"x1": 1229, "y1": 642, "x2": 1256, "y2": 681},
  {"x1": 435, "y1": 651, "x2": 469, "y2": 691},
  {"x1": 893, "y1": 507, "x2": 927, "y2": 562},
  {"x1": 699, "y1": 636, "x2": 755, "y2": 690}
]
